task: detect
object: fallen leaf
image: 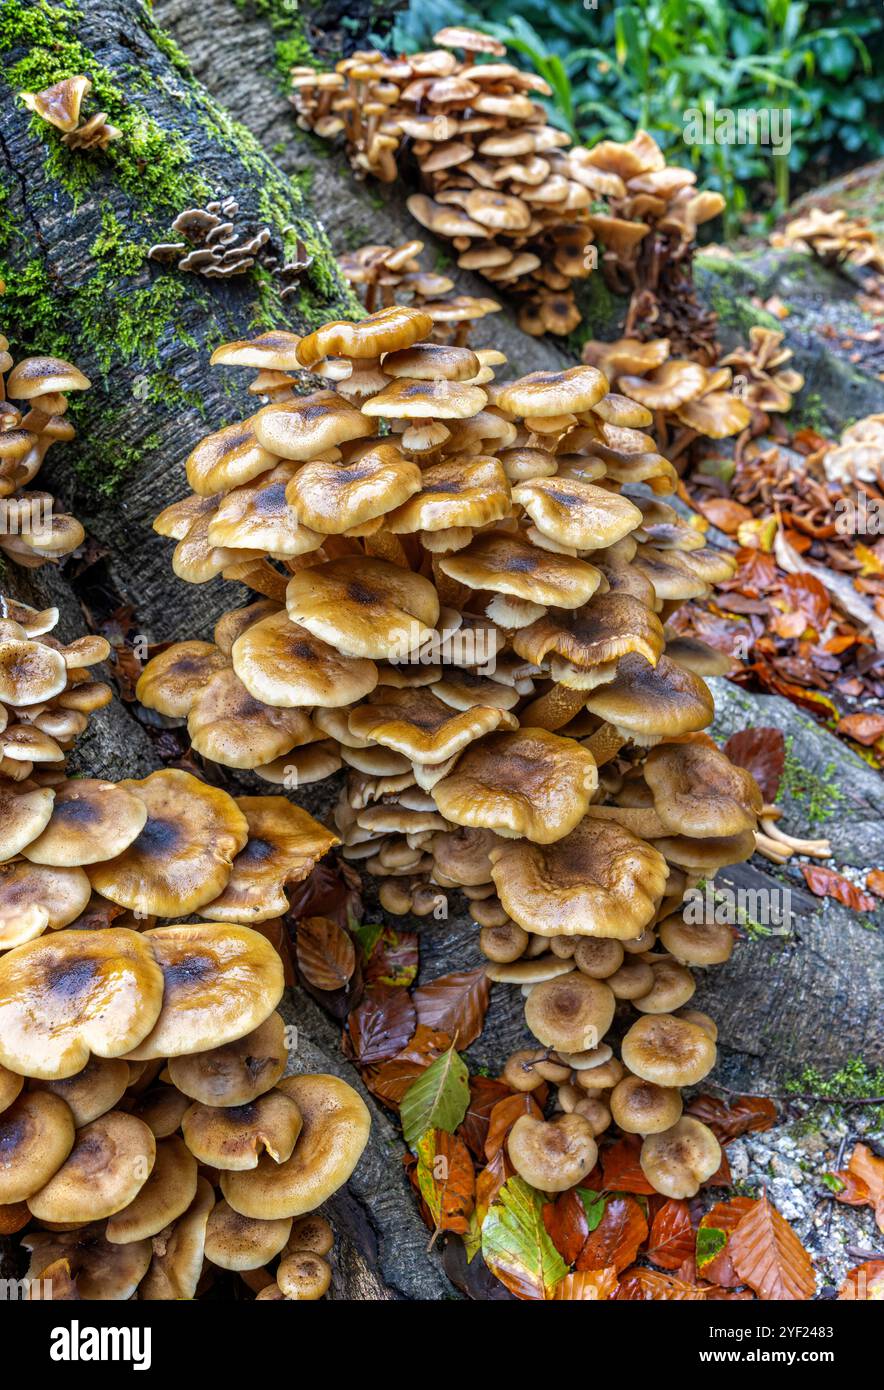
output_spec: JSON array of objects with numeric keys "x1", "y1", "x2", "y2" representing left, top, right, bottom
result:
[
  {"x1": 697, "y1": 1196, "x2": 758, "y2": 1287},
  {"x1": 412, "y1": 968, "x2": 490, "y2": 1049},
  {"x1": 346, "y1": 983, "x2": 416, "y2": 1065},
  {"x1": 722, "y1": 726, "x2": 785, "y2": 802},
  {"x1": 697, "y1": 498, "x2": 754, "y2": 534},
  {"x1": 577, "y1": 1195, "x2": 648, "y2": 1274},
  {"x1": 481, "y1": 1176, "x2": 569, "y2": 1301},
  {"x1": 552, "y1": 1268, "x2": 618, "y2": 1300},
  {"x1": 484, "y1": 1093, "x2": 543, "y2": 1163},
  {"x1": 414, "y1": 1129, "x2": 475, "y2": 1237},
  {"x1": 288, "y1": 857, "x2": 362, "y2": 929},
  {"x1": 475, "y1": 1149, "x2": 512, "y2": 1228},
  {"x1": 400, "y1": 1042, "x2": 470, "y2": 1146},
  {"x1": 837, "y1": 1260, "x2": 884, "y2": 1300},
  {"x1": 600, "y1": 1135, "x2": 656, "y2": 1195},
  {"x1": 830, "y1": 1144, "x2": 884, "y2": 1233},
  {"x1": 615, "y1": 1267, "x2": 706, "y2": 1300},
  {"x1": 800, "y1": 864, "x2": 879, "y2": 912},
  {"x1": 729, "y1": 1191, "x2": 815, "y2": 1300},
  {"x1": 295, "y1": 916, "x2": 355, "y2": 992},
  {"x1": 362, "y1": 925, "x2": 419, "y2": 988},
  {"x1": 646, "y1": 1199, "x2": 695, "y2": 1270},
  {"x1": 362, "y1": 1026, "x2": 451, "y2": 1109},
  {"x1": 867, "y1": 870, "x2": 884, "y2": 898},
  {"x1": 687, "y1": 1093, "x2": 778, "y2": 1142},
  {"x1": 543, "y1": 1189, "x2": 591, "y2": 1265},
  {"x1": 837, "y1": 712, "x2": 884, "y2": 745},
  {"x1": 459, "y1": 1076, "x2": 512, "y2": 1161}
]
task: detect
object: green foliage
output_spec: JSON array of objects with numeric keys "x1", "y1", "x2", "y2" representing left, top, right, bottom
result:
[
  {"x1": 389, "y1": 0, "x2": 884, "y2": 233},
  {"x1": 400, "y1": 1043, "x2": 470, "y2": 1146}
]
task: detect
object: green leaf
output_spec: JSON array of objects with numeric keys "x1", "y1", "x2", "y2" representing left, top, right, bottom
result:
[
  {"x1": 400, "y1": 1042, "x2": 470, "y2": 1146},
  {"x1": 482, "y1": 1176, "x2": 569, "y2": 1300},
  {"x1": 820, "y1": 1172, "x2": 846, "y2": 1194},
  {"x1": 696, "y1": 1225, "x2": 727, "y2": 1268},
  {"x1": 577, "y1": 1187, "x2": 607, "y2": 1231},
  {"x1": 351, "y1": 920, "x2": 383, "y2": 959}
]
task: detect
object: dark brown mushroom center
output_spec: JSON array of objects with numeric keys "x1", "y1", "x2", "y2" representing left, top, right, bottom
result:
[
  {"x1": 0, "y1": 1114, "x2": 27, "y2": 1154},
  {"x1": 55, "y1": 797, "x2": 102, "y2": 827},
  {"x1": 237, "y1": 836, "x2": 277, "y2": 866},
  {"x1": 164, "y1": 952, "x2": 215, "y2": 992},
  {"x1": 254, "y1": 484, "x2": 287, "y2": 514},
  {"x1": 136, "y1": 816, "x2": 185, "y2": 856},
  {"x1": 346, "y1": 581, "x2": 379, "y2": 606},
  {"x1": 46, "y1": 955, "x2": 98, "y2": 998}
]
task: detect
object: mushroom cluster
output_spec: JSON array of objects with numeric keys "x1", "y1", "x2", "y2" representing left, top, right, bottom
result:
[
  {"x1": 771, "y1": 207, "x2": 884, "y2": 275},
  {"x1": 0, "y1": 919, "x2": 370, "y2": 1300},
  {"x1": 581, "y1": 335, "x2": 753, "y2": 458},
  {"x1": 289, "y1": 29, "x2": 724, "y2": 342},
  {"x1": 20, "y1": 76, "x2": 121, "y2": 152},
  {"x1": 149, "y1": 198, "x2": 272, "y2": 280},
  {"x1": 0, "y1": 334, "x2": 89, "y2": 565},
  {"x1": 339, "y1": 237, "x2": 501, "y2": 345}
]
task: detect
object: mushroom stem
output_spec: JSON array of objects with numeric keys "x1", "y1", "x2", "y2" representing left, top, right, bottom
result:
[
  {"x1": 759, "y1": 816, "x2": 832, "y2": 857},
  {"x1": 583, "y1": 722, "x2": 625, "y2": 767},
  {"x1": 754, "y1": 830, "x2": 792, "y2": 864},
  {"x1": 584, "y1": 805, "x2": 669, "y2": 838},
  {"x1": 518, "y1": 683, "x2": 587, "y2": 731},
  {"x1": 363, "y1": 530, "x2": 410, "y2": 567}
]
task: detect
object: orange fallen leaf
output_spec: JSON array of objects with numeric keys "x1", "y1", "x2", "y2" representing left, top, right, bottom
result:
[
  {"x1": 577, "y1": 1195, "x2": 648, "y2": 1274},
  {"x1": 553, "y1": 1268, "x2": 618, "y2": 1300},
  {"x1": 615, "y1": 1267, "x2": 707, "y2": 1300},
  {"x1": 800, "y1": 864, "x2": 879, "y2": 913},
  {"x1": 646, "y1": 1199, "x2": 695, "y2": 1270},
  {"x1": 728, "y1": 1192, "x2": 815, "y2": 1300},
  {"x1": 837, "y1": 1260, "x2": 884, "y2": 1300}
]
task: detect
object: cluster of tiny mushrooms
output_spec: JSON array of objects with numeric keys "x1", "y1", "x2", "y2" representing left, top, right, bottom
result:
[
  {"x1": 290, "y1": 27, "x2": 725, "y2": 351},
  {"x1": 771, "y1": 207, "x2": 884, "y2": 275},
  {"x1": 21, "y1": 75, "x2": 121, "y2": 152}
]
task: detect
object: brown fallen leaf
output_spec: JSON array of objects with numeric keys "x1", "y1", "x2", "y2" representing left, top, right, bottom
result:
[
  {"x1": 837, "y1": 712, "x2": 884, "y2": 745},
  {"x1": 295, "y1": 915, "x2": 355, "y2": 992},
  {"x1": 728, "y1": 1192, "x2": 815, "y2": 1300},
  {"x1": 346, "y1": 983, "x2": 416, "y2": 1065},
  {"x1": 837, "y1": 1260, "x2": 884, "y2": 1300},
  {"x1": 415, "y1": 1129, "x2": 475, "y2": 1238},
  {"x1": 484, "y1": 1093, "x2": 543, "y2": 1163},
  {"x1": 698, "y1": 1196, "x2": 763, "y2": 1287},
  {"x1": 553, "y1": 1268, "x2": 618, "y2": 1300},
  {"x1": 697, "y1": 498, "x2": 754, "y2": 534},
  {"x1": 867, "y1": 869, "x2": 884, "y2": 899},
  {"x1": 577, "y1": 1195, "x2": 648, "y2": 1275},
  {"x1": 543, "y1": 1188, "x2": 591, "y2": 1266},
  {"x1": 412, "y1": 967, "x2": 490, "y2": 1049},
  {"x1": 600, "y1": 1135, "x2": 656, "y2": 1195},
  {"x1": 722, "y1": 726, "x2": 785, "y2": 802},
  {"x1": 687, "y1": 1092, "x2": 778, "y2": 1142},
  {"x1": 459, "y1": 1076, "x2": 513, "y2": 1162},
  {"x1": 646, "y1": 1199, "x2": 696, "y2": 1271},
  {"x1": 800, "y1": 864, "x2": 879, "y2": 913},
  {"x1": 615, "y1": 1267, "x2": 706, "y2": 1300},
  {"x1": 830, "y1": 1143, "x2": 884, "y2": 1233}
]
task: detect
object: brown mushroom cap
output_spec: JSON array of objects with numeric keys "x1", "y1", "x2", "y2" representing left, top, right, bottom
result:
[
  {"x1": 491, "y1": 819, "x2": 669, "y2": 938},
  {"x1": 276, "y1": 1249, "x2": 332, "y2": 1300},
  {"x1": 35, "y1": 1055, "x2": 130, "y2": 1127},
  {"x1": 6, "y1": 354, "x2": 90, "y2": 398},
  {"x1": 167, "y1": 1011, "x2": 287, "y2": 1107},
  {"x1": 253, "y1": 391, "x2": 372, "y2": 461},
  {"x1": 515, "y1": 592, "x2": 664, "y2": 675},
  {"x1": 207, "y1": 464, "x2": 324, "y2": 557},
  {"x1": 0, "y1": 639, "x2": 67, "y2": 706},
  {"x1": 640, "y1": 1116, "x2": 721, "y2": 1198},
  {"x1": 523, "y1": 972, "x2": 615, "y2": 1052},
  {"x1": 499, "y1": 367, "x2": 608, "y2": 419},
  {"x1": 199, "y1": 797, "x2": 337, "y2": 924},
  {"x1": 573, "y1": 937, "x2": 625, "y2": 979},
  {"x1": 297, "y1": 307, "x2": 433, "y2": 366},
  {"x1": 621, "y1": 1013, "x2": 717, "y2": 1087},
  {"x1": 221, "y1": 1073, "x2": 370, "y2": 1220},
  {"x1": 0, "y1": 782, "x2": 56, "y2": 860},
  {"x1": 185, "y1": 418, "x2": 278, "y2": 497},
  {"x1": 22, "y1": 779, "x2": 148, "y2": 867},
  {"x1": 205, "y1": 1198, "x2": 293, "y2": 1271},
  {"x1": 23, "y1": 1222, "x2": 152, "y2": 1300},
  {"x1": 139, "y1": 1176, "x2": 215, "y2": 1301},
  {"x1": 125, "y1": 1084, "x2": 191, "y2": 1140},
  {"x1": 584, "y1": 654, "x2": 714, "y2": 743},
  {"x1": 643, "y1": 740, "x2": 762, "y2": 837},
  {"x1": 349, "y1": 686, "x2": 516, "y2": 765},
  {"x1": 633, "y1": 959, "x2": 696, "y2": 1013},
  {"x1": 512, "y1": 477, "x2": 641, "y2": 551},
  {"x1": 285, "y1": 444, "x2": 421, "y2": 534},
  {"x1": 187, "y1": 667, "x2": 320, "y2": 770},
  {"x1": 441, "y1": 533, "x2": 603, "y2": 609},
  {"x1": 0, "y1": 862, "x2": 90, "y2": 946},
  {"x1": 135, "y1": 641, "x2": 231, "y2": 718},
  {"x1": 0, "y1": 1091, "x2": 75, "y2": 1203},
  {"x1": 232, "y1": 611, "x2": 378, "y2": 709},
  {"x1": 27, "y1": 1111, "x2": 157, "y2": 1223},
  {"x1": 105, "y1": 1135, "x2": 198, "y2": 1243},
  {"x1": 88, "y1": 769, "x2": 249, "y2": 916},
  {"x1": 210, "y1": 330, "x2": 304, "y2": 370},
  {"x1": 432, "y1": 728, "x2": 597, "y2": 843},
  {"x1": 125, "y1": 923, "x2": 285, "y2": 1061},
  {"x1": 385, "y1": 455, "x2": 511, "y2": 534},
  {"x1": 610, "y1": 1075, "x2": 683, "y2": 1134},
  {"x1": 182, "y1": 1088, "x2": 303, "y2": 1170},
  {"x1": 286, "y1": 1211, "x2": 334, "y2": 1258},
  {"x1": 658, "y1": 914, "x2": 734, "y2": 966},
  {"x1": 507, "y1": 1113, "x2": 598, "y2": 1192},
  {"x1": 0, "y1": 929, "x2": 164, "y2": 1080},
  {"x1": 286, "y1": 556, "x2": 440, "y2": 660},
  {"x1": 382, "y1": 343, "x2": 480, "y2": 381}
]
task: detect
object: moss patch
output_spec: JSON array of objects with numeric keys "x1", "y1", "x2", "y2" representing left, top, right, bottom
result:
[{"x1": 781, "y1": 737, "x2": 846, "y2": 827}]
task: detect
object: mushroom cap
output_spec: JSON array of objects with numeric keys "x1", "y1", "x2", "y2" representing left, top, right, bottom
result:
[
  {"x1": 138, "y1": 1176, "x2": 215, "y2": 1301},
  {"x1": 0, "y1": 782, "x2": 56, "y2": 860},
  {"x1": 349, "y1": 686, "x2": 517, "y2": 765},
  {"x1": 382, "y1": 343, "x2": 480, "y2": 381},
  {"x1": 0, "y1": 862, "x2": 90, "y2": 944},
  {"x1": 88, "y1": 769, "x2": 249, "y2": 916},
  {"x1": 285, "y1": 1211, "x2": 334, "y2": 1257},
  {"x1": 617, "y1": 360, "x2": 707, "y2": 411},
  {"x1": 22, "y1": 779, "x2": 149, "y2": 867},
  {"x1": 285, "y1": 444, "x2": 422, "y2": 534},
  {"x1": 126, "y1": 1084, "x2": 191, "y2": 1140},
  {"x1": 507, "y1": 1113, "x2": 598, "y2": 1192},
  {"x1": 214, "y1": 600, "x2": 282, "y2": 656},
  {"x1": 433, "y1": 24, "x2": 506, "y2": 54},
  {"x1": 658, "y1": 914, "x2": 734, "y2": 966},
  {"x1": 440, "y1": 533, "x2": 603, "y2": 609},
  {"x1": 199, "y1": 796, "x2": 337, "y2": 924},
  {"x1": 362, "y1": 378, "x2": 487, "y2": 420},
  {"x1": 0, "y1": 929, "x2": 164, "y2": 1080},
  {"x1": 573, "y1": 936, "x2": 625, "y2": 979},
  {"x1": 275, "y1": 1250, "x2": 332, "y2": 1300},
  {"x1": 207, "y1": 464, "x2": 324, "y2": 558},
  {"x1": 182, "y1": 1088, "x2": 303, "y2": 1169},
  {"x1": 632, "y1": 959, "x2": 696, "y2": 1013},
  {"x1": 0, "y1": 1092, "x2": 75, "y2": 1203},
  {"x1": 491, "y1": 819, "x2": 669, "y2": 937},
  {"x1": 105, "y1": 1135, "x2": 198, "y2": 1243},
  {"x1": 167, "y1": 1011, "x2": 287, "y2": 1107},
  {"x1": 204, "y1": 1199, "x2": 293, "y2": 1271},
  {"x1": 643, "y1": 740, "x2": 762, "y2": 837},
  {"x1": 28, "y1": 1111, "x2": 157, "y2": 1223},
  {"x1": 187, "y1": 667, "x2": 320, "y2": 770},
  {"x1": 20, "y1": 75, "x2": 91, "y2": 132},
  {"x1": 0, "y1": 638, "x2": 67, "y2": 706},
  {"x1": 125, "y1": 923, "x2": 285, "y2": 1060},
  {"x1": 584, "y1": 654, "x2": 714, "y2": 741},
  {"x1": 512, "y1": 477, "x2": 642, "y2": 550},
  {"x1": 514, "y1": 593, "x2": 664, "y2": 673},
  {"x1": 253, "y1": 391, "x2": 372, "y2": 461},
  {"x1": 286, "y1": 556, "x2": 440, "y2": 660},
  {"x1": 664, "y1": 634, "x2": 733, "y2": 678},
  {"x1": 210, "y1": 330, "x2": 304, "y2": 370},
  {"x1": 23, "y1": 1222, "x2": 152, "y2": 1300},
  {"x1": 640, "y1": 1116, "x2": 721, "y2": 1198},
  {"x1": 499, "y1": 367, "x2": 608, "y2": 419},
  {"x1": 185, "y1": 418, "x2": 278, "y2": 497},
  {"x1": 621, "y1": 1013, "x2": 717, "y2": 1087},
  {"x1": 5, "y1": 355, "x2": 91, "y2": 399},
  {"x1": 135, "y1": 640, "x2": 230, "y2": 718},
  {"x1": 33, "y1": 1055, "x2": 130, "y2": 1127},
  {"x1": 232, "y1": 611, "x2": 378, "y2": 709},
  {"x1": 432, "y1": 728, "x2": 597, "y2": 843},
  {"x1": 524, "y1": 972, "x2": 615, "y2": 1052},
  {"x1": 297, "y1": 307, "x2": 433, "y2": 365},
  {"x1": 430, "y1": 825, "x2": 503, "y2": 886},
  {"x1": 0, "y1": 1063, "x2": 24, "y2": 1114},
  {"x1": 675, "y1": 390, "x2": 752, "y2": 437},
  {"x1": 610, "y1": 1075, "x2": 683, "y2": 1134},
  {"x1": 221, "y1": 1073, "x2": 370, "y2": 1220},
  {"x1": 386, "y1": 455, "x2": 510, "y2": 534}
]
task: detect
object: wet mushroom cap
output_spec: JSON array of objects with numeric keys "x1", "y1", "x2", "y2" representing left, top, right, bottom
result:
[
  {"x1": 0, "y1": 639, "x2": 67, "y2": 706},
  {"x1": 181, "y1": 1088, "x2": 303, "y2": 1170},
  {"x1": 88, "y1": 769, "x2": 249, "y2": 916},
  {"x1": 0, "y1": 928, "x2": 164, "y2": 1080},
  {"x1": 221, "y1": 1073, "x2": 370, "y2": 1220},
  {"x1": 621, "y1": 1013, "x2": 717, "y2": 1087},
  {"x1": 232, "y1": 611, "x2": 378, "y2": 709},
  {"x1": 523, "y1": 972, "x2": 616, "y2": 1052},
  {"x1": 199, "y1": 797, "x2": 337, "y2": 924},
  {"x1": 499, "y1": 366, "x2": 608, "y2": 418},
  {"x1": 0, "y1": 1091, "x2": 75, "y2": 1203},
  {"x1": 166, "y1": 1011, "x2": 288, "y2": 1107},
  {"x1": 440, "y1": 533, "x2": 604, "y2": 610},
  {"x1": 507, "y1": 1113, "x2": 598, "y2": 1192},
  {"x1": 640, "y1": 1116, "x2": 721, "y2": 1198},
  {"x1": 27, "y1": 1111, "x2": 157, "y2": 1223},
  {"x1": 204, "y1": 1198, "x2": 293, "y2": 1271},
  {"x1": 285, "y1": 444, "x2": 421, "y2": 534},
  {"x1": 584, "y1": 653, "x2": 714, "y2": 740},
  {"x1": 125, "y1": 923, "x2": 285, "y2": 1060},
  {"x1": 385, "y1": 455, "x2": 511, "y2": 534},
  {"x1": 253, "y1": 391, "x2": 372, "y2": 462},
  {"x1": 34, "y1": 1055, "x2": 130, "y2": 1127},
  {"x1": 515, "y1": 592, "x2": 664, "y2": 672},
  {"x1": 643, "y1": 740, "x2": 763, "y2": 837},
  {"x1": 286, "y1": 556, "x2": 440, "y2": 660},
  {"x1": 432, "y1": 728, "x2": 598, "y2": 843},
  {"x1": 610, "y1": 1074, "x2": 683, "y2": 1134},
  {"x1": 276, "y1": 1249, "x2": 332, "y2": 1300},
  {"x1": 186, "y1": 667, "x2": 320, "y2": 770},
  {"x1": 296, "y1": 306, "x2": 433, "y2": 365},
  {"x1": 349, "y1": 686, "x2": 517, "y2": 765},
  {"x1": 209, "y1": 330, "x2": 304, "y2": 370},
  {"x1": 105, "y1": 1135, "x2": 198, "y2": 1243},
  {"x1": 491, "y1": 819, "x2": 669, "y2": 937},
  {"x1": 22, "y1": 779, "x2": 149, "y2": 867},
  {"x1": 512, "y1": 477, "x2": 642, "y2": 551},
  {"x1": 185, "y1": 418, "x2": 278, "y2": 496}
]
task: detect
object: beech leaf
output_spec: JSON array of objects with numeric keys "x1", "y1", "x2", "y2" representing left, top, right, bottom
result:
[
  {"x1": 729, "y1": 1192, "x2": 816, "y2": 1300},
  {"x1": 800, "y1": 864, "x2": 879, "y2": 913},
  {"x1": 414, "y1": 1129, "x2": 475, "y2": 1237},
  {"x1": 481, "y1": 1176, "x2": 569, "y2": 1301},
  {"x1": 295, "y1": 915, "x2": 355, "y2": 992},
  {"x1": 722, "y1": 726, "x2": 785, "y2": 802},
  {"x1": 552, "y1": 1268, "x2": 618, "y2": 1300},
  {"x1": 400, "y1": 1042, "x2": 470, "y2": 1145},
  {"x1": 412, "y1": 968, "x2": 490, "y2": 1048}
]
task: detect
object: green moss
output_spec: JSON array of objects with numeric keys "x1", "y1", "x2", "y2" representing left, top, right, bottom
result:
[
  {"x1": 793, "y1": 390, "x2": 826, "y2": 432},
  {"x1": 231, "y1": 0, "x2": 318, "y2": 79},
  {"x1": 781, "y1": 737, "x2": 846, "y2": 827},
  {"x1": 76, "y1": 423, "x2": 163, "y2": 499},
  {"x1": 787, "y1": 1057, "x2": 884, "y2": 1129}
]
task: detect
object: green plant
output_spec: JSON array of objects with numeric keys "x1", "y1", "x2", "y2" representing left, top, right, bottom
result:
[{"x1": 388, "y1": 0, "x2": 883, "y2": 235}]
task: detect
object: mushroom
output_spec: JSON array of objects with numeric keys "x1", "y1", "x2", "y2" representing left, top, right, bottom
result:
[
  {"x1": 181, "y1": 1088, "x2": 303, "y2": 1169},
  {"x1": 610, "y1": 1075, "x2": 684, "y2": 1134},
  {"x1": 523, "y1": 972, "x2": 615, "y2": 1053},
  {"x1": 507, "y1": 1113, "x2": 598, "y2": 1192},
  {"x1": 621, "y1": 1013, "x2": 717, "y2": 1087},
  {"x1": 204, "y1": 1199, "x2": 293, "y2": 1271},
  {"x1": 27, "y1": 1111, "x2": 157, "y2": 1223},
  {"x1": 640, "y1": 1116, "x2": 721, "y2": 1198},
  {"x1": 105, "y1": 1135, "x2": 198, "y2": 1243},
  {"x1": 0, "y1": 1091, "x2": 75, "y2": 1203},
  {"x1": 166, "y1": 1012, "x2": 288, "y2": 1106}
]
